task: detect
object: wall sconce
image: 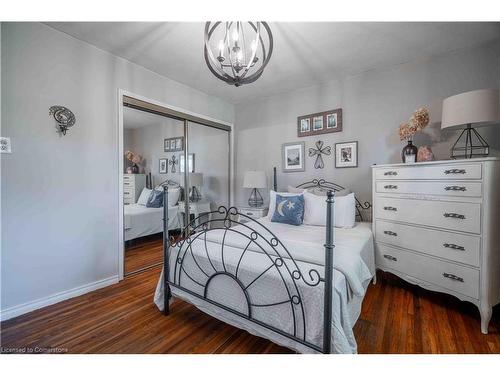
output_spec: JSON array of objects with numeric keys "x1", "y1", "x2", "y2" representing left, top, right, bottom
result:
[{"x1": 49, "y1": 105, "x2": 76, "y2": 135}]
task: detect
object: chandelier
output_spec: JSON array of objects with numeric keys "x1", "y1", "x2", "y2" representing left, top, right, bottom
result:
[{"x1": 204, "y1": 22, "x2": 273, "y2": 87}]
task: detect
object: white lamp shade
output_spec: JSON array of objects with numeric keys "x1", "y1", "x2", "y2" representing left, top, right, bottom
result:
[
  {"x1": 180, "y1": 172, "x2": 203, "y2": 187},
  {"x1": 243, "y1": 171, "x2": 267, "y2": 189},
  {"x1": 441, "y1": 89, "x2": 500, "y2": 130}
]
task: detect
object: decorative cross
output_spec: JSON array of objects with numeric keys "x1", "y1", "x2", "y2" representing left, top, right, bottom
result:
[
  {"x1": 169, "y1": 155, "x2": 178, "y2": 173},
  {"x1": 308, "y1": 140, "x2": 331, "y2": 169}
]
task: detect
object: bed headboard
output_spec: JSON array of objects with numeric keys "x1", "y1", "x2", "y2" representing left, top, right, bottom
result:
[{"x1": 272, "y1": 166, "x2": 372, "y2": 222}]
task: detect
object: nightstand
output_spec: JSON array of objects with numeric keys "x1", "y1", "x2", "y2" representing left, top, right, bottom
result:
[
  {"x1": 178, "y1": 200, "x2": 212, "y2": 227},
  {"x1": 237, "y1": 206, "x2": 269, "y2": 223}
]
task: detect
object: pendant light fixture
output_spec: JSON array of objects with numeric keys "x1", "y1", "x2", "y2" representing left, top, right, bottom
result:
[{"x1": 204, "y1": 22, "x2": 273, "y2": 87}]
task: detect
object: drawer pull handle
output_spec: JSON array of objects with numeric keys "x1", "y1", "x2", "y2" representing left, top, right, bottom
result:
[
  {"x1": 246, "y1": 212, "x2": 253, "y2": 216},
  {"x1": 443, "y1": 273, "x2": 464, "y2": 282},
  {"x1": 384, "y1": 185, "x2": 398, "y2": 189},
  {"x1": 383, "y1": 254, "x2": 397, "y2": 262},
  {"x1": 443, "y1": 213, "x2": 466, "y2": 220},
  {"x1": 443, "y1": 243, "x2": 465, "y2": 251},
  {"x1": 383, "y1": 230, "x2": 397, "y2": 236},
  {"x1": 444, "y1": 186, "x2": 466, "y2": 191},
  {"x1": 384, "y1": 171, "x2": 398, "y2": 176},
  {"x1": 444, "y1": 169, "x2": 466, "y2": 175},
  {"x1": 383, "y1": 206, "x2": 397, "y2": 211}
]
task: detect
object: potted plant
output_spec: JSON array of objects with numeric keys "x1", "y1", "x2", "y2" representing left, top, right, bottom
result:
[
  {"x1": 125, "y1": 151, "x2": 143, "y2": 174},
  {"x1": 399, "y1": 107, "x2": 429, "y2": 163}
]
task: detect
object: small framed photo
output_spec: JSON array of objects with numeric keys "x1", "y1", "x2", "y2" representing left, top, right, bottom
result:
[
  {"x1": 335, "y1": 141, "x2": 358, "y2": 168},
  {"x1": 326, "y1": 113, "x2": 338, "y2": 129},
  {"x1": 170, "y1": 140, "x2": 176, "y2": 149},
  {"x1": 164, "y1": 141, "x2": 171, "y2": 151},
  {"x1": 175, "y1": 138, "x2": 182, "y2": 150},
  {"x1": 282, "y1": 142, "x2": 305, "y2": 173},
  {"x1": 159, "y1": 158, "x2": 168, "y2": 174},
  {"x1": 179, "y1": 153, "x2": 195, "y2": 173},
  {"x1": 312, "y1": 116, "x2": 323, "y2": 131},
  {"x1": 298, "y1": 117, "x2": 310, "y2": 133}
]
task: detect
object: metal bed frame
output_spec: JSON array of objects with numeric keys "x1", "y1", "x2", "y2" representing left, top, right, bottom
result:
[{"x1": 161, "y1": 175, "x2": 371, "y2": 354}]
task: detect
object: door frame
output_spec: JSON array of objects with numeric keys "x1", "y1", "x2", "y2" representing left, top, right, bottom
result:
[{"x1": 117, "y1": 89, "x2": 235, "y2": 280}]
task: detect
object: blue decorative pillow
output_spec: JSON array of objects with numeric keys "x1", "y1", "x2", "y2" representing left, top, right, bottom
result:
[
  {"x1": 146, "y1": 189, "x2": 164, "y2": 208},
  {"x1": 271, "y1": 194, "x2": 305, "y2": 226}
]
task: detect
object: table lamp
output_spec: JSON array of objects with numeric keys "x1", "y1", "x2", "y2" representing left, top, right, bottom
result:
[
  {"x1": 182, "y1": 172, "x2": 203, "y2": 202},
  {"x1": 441, "y1": 89, "x2": 499, "y2": 159},
  {"x1": 243, "y1": 171, "x2": 267, "y2": 207}
]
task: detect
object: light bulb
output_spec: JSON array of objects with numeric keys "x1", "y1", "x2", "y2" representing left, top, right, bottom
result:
[
  {"x1": 251, "y1": 39, "x2": 258, "y2": 52},
  {"x1": 218, "y1": 40, "x2": 224, "y2": 52},
  {"x1": 237, "y1": 50, "x2": 243, "y2": 61},
  {"x1": 232, "y1": 28, "x2": 239, "y2": 42}
]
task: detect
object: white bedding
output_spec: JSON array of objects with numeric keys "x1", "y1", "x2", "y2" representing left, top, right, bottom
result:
[
  {"x1": 124, "y1": 204, "x2": 181, "y2": 241},
  {"x1": 154, "y1": 218, "x2": 374, "y2": 353}
]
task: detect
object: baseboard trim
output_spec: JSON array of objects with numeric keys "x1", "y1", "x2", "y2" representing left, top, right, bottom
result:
[{"x1": 0, "y1": 275, "x2": 119, "y2": 322}]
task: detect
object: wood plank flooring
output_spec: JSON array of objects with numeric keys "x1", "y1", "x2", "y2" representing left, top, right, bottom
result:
[
  {"x1": 124, "y1": 234, "x2": 163, "y2": 275},
  {"x1": 2, "y1": 243, "x2": 500, "y2": 353}
]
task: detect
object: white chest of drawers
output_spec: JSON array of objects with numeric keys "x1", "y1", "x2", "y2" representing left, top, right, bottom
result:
[
  {"x1": 372, "y1": 157, "x2": 500, "y2": 334},
  {"x1": 123, "y1": 174, "x2": 146, "y2": 205}
]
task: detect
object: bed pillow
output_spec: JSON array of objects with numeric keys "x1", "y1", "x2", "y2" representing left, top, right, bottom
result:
[
  {"x1": 308, "y1": 187, "x2": 352, "y2": 197},
  {"x1": 271, "y1": 194, "x2": 305, "y2": 226},
  {"x1": 137, "y1": 188, "x2": 152, "y2": 206},
  {"x1": 165, "y1": 187, "x2": 180, "y2": 207},
  {"x1": 146, "y1": 189, "x2": 164, "y2": 208},
  {"x1": 267, "y1": 190, "x2": 305, "y2": 219},
  {"x1": 303, "y1": 191, "x2": 356, "y2": 228}
]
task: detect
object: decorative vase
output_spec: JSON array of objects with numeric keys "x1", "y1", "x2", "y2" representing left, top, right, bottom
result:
[
  {"x1": 131, "y1": 163, "x2": 139, "y2": 174},
  {"x1": 401, "y1": 140, "x2": 418, "y2": 163},
  {"x1": 417, "y1": 146, "x2": 435, "y2": 162}
]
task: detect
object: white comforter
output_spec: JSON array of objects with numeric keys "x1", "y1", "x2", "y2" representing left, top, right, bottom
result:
[
  {"x1": 124, "y1": 204, "x2": 181, "y2": 241},
  {"x1": 154, "y1": 218, "x2": 374, "y2": 353}
]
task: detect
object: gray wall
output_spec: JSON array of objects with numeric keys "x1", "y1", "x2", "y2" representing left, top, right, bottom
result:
[
  {"x1": 234, "y1": 40, "x2": 500, "y2": 213},
  {"x1": 1, "y1": 22, "x2": 234, "y2": 313}
]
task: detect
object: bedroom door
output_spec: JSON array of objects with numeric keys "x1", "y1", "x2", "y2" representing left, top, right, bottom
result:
[{"x1": 184, "y1": 121, "x2": 231, "y2": 228}]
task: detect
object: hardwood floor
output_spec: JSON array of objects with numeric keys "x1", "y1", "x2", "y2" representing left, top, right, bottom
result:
[
  {"x1": 124, "y1": 234, "x2": 163, "y2": 275},
  {"x1": 2, "y1": 252, "x2": 500, "y2": 353}
]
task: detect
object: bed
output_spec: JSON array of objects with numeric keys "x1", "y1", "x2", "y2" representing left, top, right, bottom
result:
[
  {"x1": 154, "y1": 174, "x2": 373, "y2": 353},
  {"x1": 124, "y1": 204, "x2": 182, "y2": 241}
]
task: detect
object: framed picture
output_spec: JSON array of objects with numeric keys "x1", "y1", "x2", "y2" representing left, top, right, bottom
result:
[
  {"x1": 179, "y1": 153, "x2": 195, "y2": 173},
  {"x1": 164, "y1": 137, "x2": 184, "y2": 152},
  {"x1": 298, "y1": 117, "x2": 310, "y2": 133},
  {"x1": 159, "y1": 158, "x2": 168, "y2": 174},
  {"x1": 282, "y1": 142, "x2": 305, "y2": 173},
  {"x1": 297, "y1": 108, "x2": 343, "y2": 137},
  {"x1": 335, "y1": 141, "x2": 358, "y2": 168},
  {"x1": 326, "y1": 113, "x2": 338, "y2": 129},
  {"x1": 312, "y1": 116, "x2": 323, "y2": 131}
]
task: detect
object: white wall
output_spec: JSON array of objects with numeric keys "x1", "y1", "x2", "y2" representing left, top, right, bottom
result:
[
  {"x1": 234, "y1": 40, "x2": 500, "y2": 210},
  {"x1": 0, "y1": 22, "x2": 234, "y2": 317}
]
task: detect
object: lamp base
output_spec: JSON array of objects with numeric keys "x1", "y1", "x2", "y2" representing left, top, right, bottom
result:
[
  {"x1": 248, "y1": 188, "x2": 264, "y2": 207},
  {"x1": 450, "y1": 124, "x2": 489, "y2": 159},
  {"x1": 189, "y1": 187, "x2": 202, "y2": 202}
]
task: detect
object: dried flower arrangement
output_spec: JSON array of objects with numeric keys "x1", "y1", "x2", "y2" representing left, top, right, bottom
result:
[
  {"x1": 125, "y1": 150, "x2": 143, "y2": 165},
  {"x1": 398, "y1": 107, "x2": 430, "y2": 140}
]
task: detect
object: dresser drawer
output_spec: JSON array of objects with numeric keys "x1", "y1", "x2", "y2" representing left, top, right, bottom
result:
[
  {"x1": 375, "y1": 220, "x2": 480, "y2": 267},
  {"x1": 375, "y1": 197, "x2": 481, "y2": 234},
  {"x1": 123, "y1": 174, "x2": 134, "y2": 182},
  {"x1": 123, "y1": 179, "x2": 135, "y2": 188},
  {"x1": 376, "y1": 243, "x2": 479, "y2": 299},
  {"x1": 123, "y1": 196, "x2": 134, "y2": 205},
  {"x1": 376, "y1": 181, "x2": 482, "y2": 198},
  {"x1": 374, "y1": 163, "x2": 482, "y2": 180}
]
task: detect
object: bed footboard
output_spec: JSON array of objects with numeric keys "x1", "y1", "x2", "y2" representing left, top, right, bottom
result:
[{"x1": 162, "y1": 186, "x2": 335, "y2": 353}]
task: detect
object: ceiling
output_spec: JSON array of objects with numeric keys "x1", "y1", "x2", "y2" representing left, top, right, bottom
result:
[{"x1": 47, "y1": 22, "x2": 500, "y2": 104}]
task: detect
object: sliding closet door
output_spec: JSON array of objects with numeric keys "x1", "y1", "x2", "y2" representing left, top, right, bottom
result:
[{"x1": 186, "y1": 121, "x2": 230, "y2": 227}]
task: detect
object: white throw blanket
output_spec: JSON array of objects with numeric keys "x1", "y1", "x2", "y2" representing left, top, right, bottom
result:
[{"x1": 202, "y1": 218, "x2": 370, "y2": 296}]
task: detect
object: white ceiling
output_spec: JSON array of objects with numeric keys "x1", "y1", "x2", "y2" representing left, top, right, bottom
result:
[{"x1": 47, "y1": 22, "x2": 500, "y2": 104}]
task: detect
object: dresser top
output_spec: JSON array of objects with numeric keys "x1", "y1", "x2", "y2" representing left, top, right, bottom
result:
[{"x1": 371, "y1": 156, "x2": 499, "y2": 168}]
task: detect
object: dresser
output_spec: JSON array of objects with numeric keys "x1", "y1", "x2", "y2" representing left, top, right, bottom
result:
[
  {"x1": 372, "y1": 157, "x2": 500, "y2": 334},
  {"x1": 123, "y1": 174, "x2": 146, "y2": 205}
]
